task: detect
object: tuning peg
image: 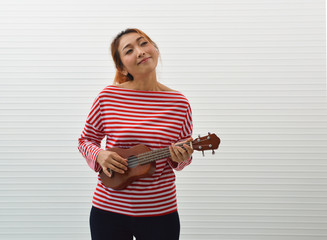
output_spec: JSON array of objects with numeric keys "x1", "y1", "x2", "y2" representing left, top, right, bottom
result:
[
  {"x1": 212, "y1": 149, "x2": 215, "y2": 155},
  {"x1": 202, "y1": 151, "x2": 205, "y2": 156}
]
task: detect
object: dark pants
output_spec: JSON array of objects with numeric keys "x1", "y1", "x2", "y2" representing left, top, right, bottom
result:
[{"x1": 90, "y1": 206, "x2": 180, "y2": 240}]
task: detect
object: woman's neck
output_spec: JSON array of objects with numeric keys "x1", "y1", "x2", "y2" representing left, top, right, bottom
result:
[{"x1": 122, "y1": 72, "x2": 161, "y2": 91}]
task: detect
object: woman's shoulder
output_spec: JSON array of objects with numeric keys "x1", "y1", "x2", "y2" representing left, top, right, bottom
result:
[{"x1": 157, "y1": 83, "x2": 177, "y2": 92}]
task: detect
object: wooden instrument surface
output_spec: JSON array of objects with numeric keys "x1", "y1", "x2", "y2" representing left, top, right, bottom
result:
[
  {"x1": 99, "y1": 133, "x2": 221, "y2": 190},
  {"x1": 99, "y1": 144, "x2": 156, "y2": 190}
]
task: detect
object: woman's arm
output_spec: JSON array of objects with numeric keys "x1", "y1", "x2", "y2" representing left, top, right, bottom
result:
[
  {"x1": 168, "y1": 100, "x2": 193, "y2": 171},
  {"x1": 78, "y1": 95, "x2": 105, "y2": 172}
]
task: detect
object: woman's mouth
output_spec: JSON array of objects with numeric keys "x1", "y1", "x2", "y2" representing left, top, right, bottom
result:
[{"x1": 138, "y1": 57, "x2": 150, "y2": 65}]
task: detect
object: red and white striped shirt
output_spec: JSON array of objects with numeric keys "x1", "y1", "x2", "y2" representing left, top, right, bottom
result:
[{"x1": 78, "y1": 85, "x2": 193, "y2": 217}]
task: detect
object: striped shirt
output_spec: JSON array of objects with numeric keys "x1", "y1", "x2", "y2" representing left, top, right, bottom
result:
[{"x1": 78, "y1": 85, "x2": 193, "y2": 217}]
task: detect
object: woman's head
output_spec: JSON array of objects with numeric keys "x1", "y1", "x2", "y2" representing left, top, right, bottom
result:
[{"x1": 110, "y1": 28, "x2": 160, "y2": 84}]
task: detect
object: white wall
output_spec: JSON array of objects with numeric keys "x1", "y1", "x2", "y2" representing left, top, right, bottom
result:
[{"x1": 0, "y1": 0, "x2": 326, "y2": 239}]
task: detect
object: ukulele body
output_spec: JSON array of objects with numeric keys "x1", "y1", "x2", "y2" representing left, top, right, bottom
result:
[{"x1": 99, "y1": 144, "x2": 156, "y2": 190}]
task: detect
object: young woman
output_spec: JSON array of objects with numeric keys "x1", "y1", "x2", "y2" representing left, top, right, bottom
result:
[{"x1": 78, "y1": 28, "x2": 193, "y2": 240}]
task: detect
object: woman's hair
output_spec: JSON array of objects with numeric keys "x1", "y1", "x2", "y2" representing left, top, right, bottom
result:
[{"x1": 110, "y1": 28, "x2": 160, "y2": 84}]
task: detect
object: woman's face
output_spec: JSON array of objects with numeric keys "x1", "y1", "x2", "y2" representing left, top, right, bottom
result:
[{"x1": 118, "y1": 32, "x2": 159, "y2": 79}]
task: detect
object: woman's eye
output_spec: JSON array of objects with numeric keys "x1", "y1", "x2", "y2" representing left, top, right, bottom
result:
[{"x1": 125, "y1": 42, "x2": 147, "y2": 55}]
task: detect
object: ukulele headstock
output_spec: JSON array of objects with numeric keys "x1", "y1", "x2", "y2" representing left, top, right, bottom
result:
[{"x1": 192, "y1": 132, "x2": 221, "y2": 155}]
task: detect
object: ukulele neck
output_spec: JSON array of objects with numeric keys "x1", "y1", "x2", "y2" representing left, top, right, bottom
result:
[{"x1": 129, "y1": 142, "x2": 191, "y2": 167}]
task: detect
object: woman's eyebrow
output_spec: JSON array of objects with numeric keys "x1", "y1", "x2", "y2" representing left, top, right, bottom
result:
[{"x1": 122, "y1": 37, "x2": 145, "y2": 51}]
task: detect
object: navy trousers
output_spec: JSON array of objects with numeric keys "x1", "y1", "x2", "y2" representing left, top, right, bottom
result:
[{"x1": 90, "y1": 206, "x2": 180, "y2": 240}]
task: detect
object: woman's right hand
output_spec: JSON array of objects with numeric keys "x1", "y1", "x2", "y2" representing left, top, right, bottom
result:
[{"x1": 96, "y1": 150, "x2": 128, "y2": 177}]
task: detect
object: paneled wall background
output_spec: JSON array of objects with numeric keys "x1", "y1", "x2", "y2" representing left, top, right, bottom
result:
[{"x1": 0, "y1": 0, "x2": 326, "y2": 239}]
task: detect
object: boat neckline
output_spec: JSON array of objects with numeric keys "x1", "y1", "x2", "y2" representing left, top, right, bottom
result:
[{"x1": 109, "y1": 85, "x2": 179, "y2": 93}]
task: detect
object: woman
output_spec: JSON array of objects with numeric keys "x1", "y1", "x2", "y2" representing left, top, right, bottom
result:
[{"x1": 78, "y1": 28, "x2": 193, "y2": 240}]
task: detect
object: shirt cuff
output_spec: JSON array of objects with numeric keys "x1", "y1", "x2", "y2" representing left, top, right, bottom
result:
[
  {"x1": 168, "y1": 155, "x2": 193, "y2": 171},
  {"x1": 93, "y1": 148, "x2": 104, "y2": 172}
]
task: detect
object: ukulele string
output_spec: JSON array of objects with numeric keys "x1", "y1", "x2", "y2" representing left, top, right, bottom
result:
[
  {"x1": 127, "y1": 148, "x2": 169, "y2": 167},
  {"x1": 128, "y1": 141, "x2": 191, "y2": 167},
  {"x1": 137, "y1": 149, "x2": 170, "y2": 165},
  {"x1": 138, "y1": 145, "x2": 188, "y2": 165},
  {"x1": 127, "y1": 143, "x2": 190, "y2": 167}
]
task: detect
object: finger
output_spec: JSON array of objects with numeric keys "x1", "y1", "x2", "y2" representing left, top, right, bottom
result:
[
  {"x1": 173, "y1": 145, "x2": 185, "y2": 162},
  {"x1": 172, "y1": 148, "x2": 183, "y2": 162},
  {"x1": 169, "y1": 144, "x2": 179, "y2": 163},
  {"x1": 172, "y1": 144, "x2": 183, "y2": 156},
  {"x1": 112, "y1": 156, "x2": 128, "y2": 171},
  {"x1": 183, "y1": 144, "x2": 194, "y2": 155},
  {"x1": 177, "y1": 146, "x2": 189, "y2": 159},
  {"x1": 176, "y1": 147, "x2": 186, "y2": 156},
  {"x1": 103, "y1": 167, "x2": 112, "y2": 178},
  {"x1": 175, "y1": 145, "x2": 186, "y2": 156},
  {"x1": 108, "y1": 163, "x2": 125, "y2": 174},
  {"x1": 112, "y1": 153, "x2": 128, "y2": 166},
  {"x1": 169, "y1": 144, "x2": 177, "y2": 158}
]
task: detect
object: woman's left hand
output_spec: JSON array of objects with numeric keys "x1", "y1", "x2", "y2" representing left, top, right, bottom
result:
[{"x1": 169, "y1": 137, "x2": 194, "y2": 163}]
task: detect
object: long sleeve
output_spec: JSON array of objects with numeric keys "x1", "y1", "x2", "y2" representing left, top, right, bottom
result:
[
  {"x1": 78, "y1": 95, "x2": 105, "y2": 172},
  {"x1": 168, "y1": 100, "x2": 193, "y2": 171}
]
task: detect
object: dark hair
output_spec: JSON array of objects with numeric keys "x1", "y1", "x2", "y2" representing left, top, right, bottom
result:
[{"x1": 110, "y1": 28, "x2": 160, "y2": 84}]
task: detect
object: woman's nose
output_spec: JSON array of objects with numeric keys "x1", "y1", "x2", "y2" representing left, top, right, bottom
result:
[{"x1": 137, "y1": 48, "x2": 145, "y2": 58}]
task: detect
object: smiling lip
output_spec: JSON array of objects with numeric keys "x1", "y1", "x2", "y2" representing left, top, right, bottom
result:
[{"x1": 138, "y1": 57, "x2": 150, "y2": 65}]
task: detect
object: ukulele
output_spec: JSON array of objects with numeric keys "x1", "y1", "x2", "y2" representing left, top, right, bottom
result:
[{"x1": 99, "y1": 133, "x2": 221, "y2": 190}]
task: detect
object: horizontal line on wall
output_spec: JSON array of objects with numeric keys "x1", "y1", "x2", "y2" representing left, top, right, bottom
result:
[
  {"x1": 2, "y1": 183, "x2": 327, "y2": 188},
  {"x1": 1, "y1": 183, "x2": 327, "y2": 188},
  {"x1": 0, "y1": 204, "x2": 326, "y2": 212},
  {"x1": 0, "y1": 44, "x2": 326, "y2": 48},
  {"x1": 1, "y1": 141, "x2": 327, "y2": 145},
  {"x1": 1, "y1": 170, "x2": 327, "y2": 173},
  {"x1": 1, "y1": 89, "x2": 325, "y2": 91},
  {"x1": 1, "y1": 113, "x2": 322, "y2": 116},
  {"x1": 2, "y1": 160, "x2": 327, "y2": 164},
  {"x1": 0, "y1": 1, "x2": 321, "y2": 6},
  {"x1": 1, "y1": 198, "x2": 326, "y2": 204},
  {"x1": 0, "y1": 33, "x2": 324, "y2": 38},
  {"x1": 1, "y1": 216, "x2": 324, "y2": 223},
  {"x1": 0, "y1": 70, "x2": 325, "y2": 73},
  {"x1": 1, "y1": 108, "x2": 326, "y2": 111},
  {"x1": 0, "y1": 20, "x2": 324, "y2": 24},
  {"x1": 0, "y1": 219, "x2": 326, "y2": 225},
  {"x1": 0, "y1": 38, "x2": 324, "y2": 41},
  {"x1": 0, "y1": 219, "x2": 326, "y2": 227},
  {"x1": 0, "y1": 10, "x2": 323, "y2": 14},
  {"x1": 1, "y1": 133, "x2": 326, "y2": 136},
  {"x1": 3, "y1": 144, "x2": 324, "y2": 148},
  {"x1": 2, "y1": 97, "x2": 293, "y2": 102},
  {"x1": 0, "y1": 120, "x2": 325, "y2": 123},
  {"x1": 0, "y1": 82, "x2": 325, "y2": 85},
  {"x1": 0, "y1": 77, "x2": 324, "y2": 80},
  {"x1": 0, "y1": 126, "x2": 326, "y2": 129}
]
